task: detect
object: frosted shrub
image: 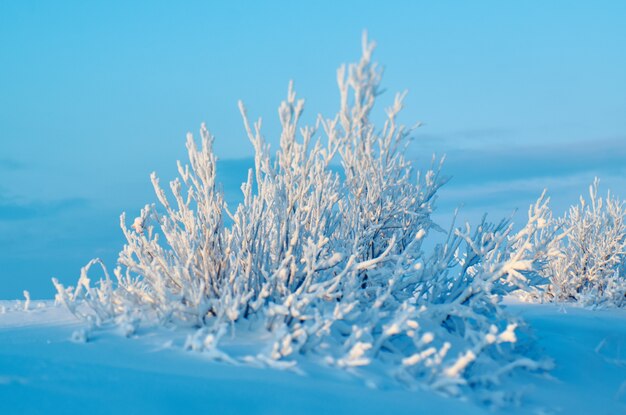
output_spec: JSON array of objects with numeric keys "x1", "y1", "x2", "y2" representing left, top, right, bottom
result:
[
  {"x1": 53, "y1": 34, "x2": 554, "y2": 398},
  {"x1": 541, "y1": 179, "x2": 626, "y2": 307}
]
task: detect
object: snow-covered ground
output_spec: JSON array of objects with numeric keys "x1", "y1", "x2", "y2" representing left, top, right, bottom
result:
[{"x1": 0, "y1": 301, "x2": 624, "y2": 414}]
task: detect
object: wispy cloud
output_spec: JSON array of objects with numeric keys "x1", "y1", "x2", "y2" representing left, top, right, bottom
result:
[
  {"x1": 436, "y1": 136, "x2": 626, "y2": 186},
  {"x1": 0, "y1": 158, "x2": 24, "y2": 171},
  {"x1": 414, "y1": 127, "x2": 518, "y2": 148},
  {"x1": 0, "y1": 197, "x2": 89, "y2": 221},
  {"x1": 412, "y1": 136, "x2": 626, "y2": 226}
]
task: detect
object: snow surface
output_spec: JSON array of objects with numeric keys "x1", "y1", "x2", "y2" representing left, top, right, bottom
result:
[{"x1": 0, "y1": 300, "x2": 624, "y2": 414}]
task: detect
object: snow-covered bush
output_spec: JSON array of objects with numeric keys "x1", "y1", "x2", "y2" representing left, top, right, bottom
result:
[
  {"x1": 540, "y1": 179, "x2": 626, "y2": 307},
  {"x1": 53, "y1": 34, "x2": 555, "y2": 399}
]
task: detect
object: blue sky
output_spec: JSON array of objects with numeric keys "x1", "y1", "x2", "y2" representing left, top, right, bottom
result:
[{"x1": 1, "y1": 1, "x2": 625, "y2": 297}]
